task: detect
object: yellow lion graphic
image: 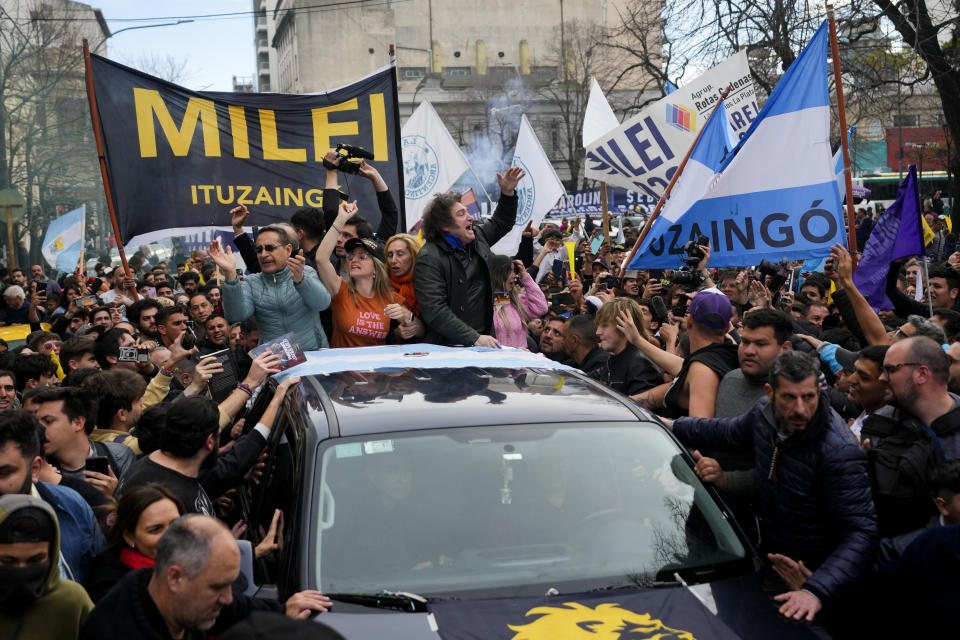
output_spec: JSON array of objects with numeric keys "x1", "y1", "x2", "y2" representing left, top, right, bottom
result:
[{"x1": 508, "y1": 602, "x2": 697, "y2": 640}]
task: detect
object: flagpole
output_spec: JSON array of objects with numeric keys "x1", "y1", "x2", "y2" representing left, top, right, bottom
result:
[
  {"x1": 621, "y1": 86, "x2": 731, "y2": 271},
  {"x1": 827, "y1": 6, "x2": 858, "y2": 255},
  {"x1": 82, "y1": 40, "x2": 140, "y2": 301},
  {"x1": 600, "y1": 181, "x2": 610, "y2": 242}
]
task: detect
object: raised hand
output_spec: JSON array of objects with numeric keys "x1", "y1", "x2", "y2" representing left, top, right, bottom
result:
[
  {"x1": 208, "y1": 240, "x2": 237, "y2": 275},
  {"x1": 616, "y1": 309, "x2": 643, "y2": 346},
  {"x1": 497, "y1": 166, "x2": 525, "y2": 196},
  {"x1": 230, "y1": 204, "x2": 250, "y2": 232}
]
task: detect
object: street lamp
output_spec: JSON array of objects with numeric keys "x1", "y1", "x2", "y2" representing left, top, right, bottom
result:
[{"x1": 93, "y1": 20, "x2": 195, "y2": 54}]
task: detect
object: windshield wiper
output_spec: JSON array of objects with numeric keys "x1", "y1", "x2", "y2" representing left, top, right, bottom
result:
[{"x1": 327, "y1": 590, "x2": 437, "y2": 612}]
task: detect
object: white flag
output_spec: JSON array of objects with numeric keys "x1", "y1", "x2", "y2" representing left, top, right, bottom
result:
[
  {"x1": 492, "y1": 115, "x2": 566, "y2": 256},
  {"x1": 402, "y1": 101, "x2": 472, "y2": 231},
  {"x1": 582, "y1": 77, "x2": 619, "y2": 148},
  {"x1": 585, "y1": 50, "x2": 755, "y2": 201}
]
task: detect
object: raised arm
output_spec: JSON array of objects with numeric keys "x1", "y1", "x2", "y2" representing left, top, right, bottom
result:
[
  {"x1": 315, "y1": 201, "x2": 356, "y2": 295},
  {"x1": 210, "y1": 241, "x2": 255, "y2": 322},
  {"x1": 230, "y1": 205, "x2": 260, "y2": 274},
  {"x1": 833, "y1": 244, "x2": 890, "y2": 345},
  {"x1": 477, "y1": 167, "x2": 524, "y2": 246},
  {"x1": 617, "y1": 309, "x2": 684, "y2": 377},
  {"x1": 357, "y1": 161, "x2": 399, "y2": 240}
]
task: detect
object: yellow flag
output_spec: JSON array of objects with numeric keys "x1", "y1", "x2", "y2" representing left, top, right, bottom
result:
[
  {"x1": 416, "y1": 229, "x2": 423, "y2": 246},
  {"x1": 922, "y1": 216, "x2": 935, "y2": 246},
  {"x1": 947, "y1": 216, "x2": 953, "y2": 233},
  {"x1": 565, "y1": 241, "x2": 576, "y2": 279}
]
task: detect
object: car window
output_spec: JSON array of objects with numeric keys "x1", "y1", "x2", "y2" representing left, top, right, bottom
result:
[{"x1": 312, "y1": 422, "x2": 746, "y2": 597}]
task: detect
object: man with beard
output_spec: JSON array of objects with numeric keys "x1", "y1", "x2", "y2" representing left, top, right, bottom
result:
[
  {"x1": 539, "y1": 316, "x2": 568, "y2": 361},
  {"x1": 127, "y1": 299, "x2": 162, "y2": 341},
  {"x1": 0, "y1": 495, "x2": 93, "y2": 640},
  {"x1": 862, "y1": 336, "x2": 960, "y2": 537},
  {"x1": 668, "y1": 351, "x2": 877, "y2": 624},
  {"x1": 0, "y1": 371, "x2": 16, "y2": 411}
]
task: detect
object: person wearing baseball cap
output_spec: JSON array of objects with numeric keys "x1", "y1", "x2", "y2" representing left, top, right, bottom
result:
[
  {"x1": 633, "y1": 287, "x2": 740, "y2": 419},
  {"x1": 316, "y1": 207, "x2": 418, "y2": 348}
]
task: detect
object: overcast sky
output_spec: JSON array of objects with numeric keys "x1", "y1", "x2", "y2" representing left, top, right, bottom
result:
[{"x1": 94, "y1": 0, "x2": 255, "y2": 91}]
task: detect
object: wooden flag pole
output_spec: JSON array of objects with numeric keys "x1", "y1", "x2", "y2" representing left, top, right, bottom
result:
[
  {"x1": 827, "y1": 6, "x2": 859, "y2": 255},
  {"x1": 82, "y1": 39, "x2": 139, "y2": 301},
  {"x1": 621, "y1": 86, "x2": 732, "y2": 271}
]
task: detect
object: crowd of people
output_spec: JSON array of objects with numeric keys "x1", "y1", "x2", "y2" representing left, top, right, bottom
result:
[{"x1": 0, "y1": 147, "x2": 956, "y2": 637}]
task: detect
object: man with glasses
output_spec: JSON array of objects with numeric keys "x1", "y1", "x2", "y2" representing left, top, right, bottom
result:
[
  {"x1": 212, "y1": 224, "x2": 331, "y2": 350},
  {"x1": 863, "y1": 336, "x2": 960, "y2": 537}
]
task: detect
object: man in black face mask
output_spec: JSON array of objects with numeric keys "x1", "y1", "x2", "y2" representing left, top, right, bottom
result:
[{"x1": 0, "y1": 494, "x2": 93, "y2": 639}]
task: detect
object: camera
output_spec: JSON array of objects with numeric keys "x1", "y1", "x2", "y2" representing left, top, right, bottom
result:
[
  {"x1": 757, "y1": 259, "x2": 789, "y2": 279},
  {"x1": 757, "y1": 258, "x2": 789, "y2": 293},
  {"x1": 672, "y1": 268, "x2": 702, "y2": 287},
  {"x1": 681, "y1": 234, "x2": 709, "y2": 267},
  {"x1": 117, "y1": 346, "x2": 149, "y2": 363},
  {"x1": 323, "y1": 143, "x2": 375, "y2": 175}
]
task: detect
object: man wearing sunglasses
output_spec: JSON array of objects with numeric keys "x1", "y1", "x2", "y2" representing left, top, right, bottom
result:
[
  {"x1": 212, "y1": 224, "x2": 331, "y2": 350},
  {"x1": 862, "y1": 336, "x2": 960, "y2": 539}
]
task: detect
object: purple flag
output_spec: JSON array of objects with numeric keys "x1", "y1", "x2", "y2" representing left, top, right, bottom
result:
[{"x1": 852, "y1": 165, "x2": 923, "y2": 310}]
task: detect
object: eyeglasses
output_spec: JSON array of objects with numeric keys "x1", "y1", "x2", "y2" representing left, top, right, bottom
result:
[
  {"x1": 255, "y1": 244, "x2": 285, "y2": 253},
  {"x1": 348, "y1": 253, "x2": 371, "y2": 262},
  {"x1": 881, "y1": 362, "x2": 924, "y2": 375}
]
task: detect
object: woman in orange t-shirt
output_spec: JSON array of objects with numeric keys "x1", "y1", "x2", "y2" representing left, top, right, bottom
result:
[{"x1": 317, "y1": 201, "x2": 416, "y2": 348}]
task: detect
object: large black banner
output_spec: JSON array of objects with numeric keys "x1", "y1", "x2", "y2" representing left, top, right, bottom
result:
[{"x1": 89, "y1": 55, "x2": 404, "y2": 247}]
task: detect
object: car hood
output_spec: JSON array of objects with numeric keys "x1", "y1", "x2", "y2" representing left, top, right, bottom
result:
[{"x1": 315, "y1": 574, "x2": 829, "y2": 639}]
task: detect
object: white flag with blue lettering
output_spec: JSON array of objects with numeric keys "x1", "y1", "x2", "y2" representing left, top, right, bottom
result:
[
  {"x1": 628, "y1": 22, "x2": 844, "y2": 269},
  {"x1": 584, "y1": 51, "x2": 755, "y2": 201},
  {"x1": 402, "y1": 101, "x2": 472, "y2": 231},
  {"x1": 492, "y1": 115, "x2": 566, "y2": 256},
  {"x1": 42, "y1": 205, "x2": 85, "y2": 273}
]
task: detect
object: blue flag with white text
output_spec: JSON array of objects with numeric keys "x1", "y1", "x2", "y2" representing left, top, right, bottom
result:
[
  {"x1": 852, "y1": 165, "x2": 924, "y2": 310},
  {"x1": 41, "y1": 205, "x2": 85, "y2": 274},
  {"x1": 628, "y1": 22, "x2": 843, "y2": 269}
]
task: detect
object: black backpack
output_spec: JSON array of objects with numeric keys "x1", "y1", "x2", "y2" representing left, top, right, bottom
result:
[{"x1": 861, "y1": 412, "x2": 952, "y2": 537}]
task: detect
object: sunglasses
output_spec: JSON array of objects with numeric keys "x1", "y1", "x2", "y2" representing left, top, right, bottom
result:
[{"x1": 256, "y1": 244, "x2": 287, "y2": 253}]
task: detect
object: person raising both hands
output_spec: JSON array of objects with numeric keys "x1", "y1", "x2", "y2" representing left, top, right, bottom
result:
[
  {"x1": 209, "y1": 225, "x2": 331, "y2": 350},
  {"x1": 316, "y1": 201, "x2": 417, "y2": 347}
]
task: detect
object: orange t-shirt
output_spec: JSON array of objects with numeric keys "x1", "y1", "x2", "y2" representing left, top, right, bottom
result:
[{"x1": 330, "y1": 279, "x2": 405, "y2": 348}]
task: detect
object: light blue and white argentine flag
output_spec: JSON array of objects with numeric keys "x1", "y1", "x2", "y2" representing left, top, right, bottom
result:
[
  {"x1": 628, "y1": 22, "x2": 843, "y2": 269},
  {"x1": 41, "y1": 205, "x2": 85, "y2": 273}
]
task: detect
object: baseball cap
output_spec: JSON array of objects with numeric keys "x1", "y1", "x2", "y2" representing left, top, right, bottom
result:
[
  {"x1": 344, "y1": 237, "x2": 384, "y2": 262},
  {"x1": 689, "y1": 287, "x2": 732, "y2": 330},
  {"x1": 834, "y1": 347, "x2": 859, "y2": 372},
  {"x1": 541, "y1": 228, "x2": 563, "y2": 241},
  {"x1": 622, "y1": 270, "x2": 640, "y2": 280}
]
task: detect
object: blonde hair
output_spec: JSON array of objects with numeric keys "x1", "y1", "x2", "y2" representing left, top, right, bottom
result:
[
  {"x1": 594, "y1": 297, "x2": 651, "y2": 341},
  {"x1": 384, "y1": 233, "x2": 420, "y2": 270},
  {"x1": 345, "y1": 255, "x2": 394, "y2": 308}
]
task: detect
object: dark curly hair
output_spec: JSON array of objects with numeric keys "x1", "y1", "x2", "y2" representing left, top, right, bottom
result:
[{"x1": 422, "y1": 192, "x2": 463, "y2": 243}]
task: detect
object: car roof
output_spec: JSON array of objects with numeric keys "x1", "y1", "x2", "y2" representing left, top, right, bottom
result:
[{"x1": 276, "y1": 345, "x2": 644, "y2": 437}]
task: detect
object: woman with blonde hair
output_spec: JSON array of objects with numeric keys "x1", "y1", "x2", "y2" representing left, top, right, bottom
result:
[
  {"x1": 384, "y1": 233, "x2": 425, "y2": 341},
  {"x1": 489, "y1": 255, "x2": 548, "y2": 349},
  {"x1": 318, "y1": 202, "x2": 416, "y2": 347}
]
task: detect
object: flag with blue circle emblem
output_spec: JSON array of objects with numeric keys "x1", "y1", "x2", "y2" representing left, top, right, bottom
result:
[{"x1": 492, "y1": 115, "x2": 565, "y2": 256}]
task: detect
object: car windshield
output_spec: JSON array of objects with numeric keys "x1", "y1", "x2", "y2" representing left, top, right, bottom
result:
[{"x1": 313, "y1": 423, "x2": 746, "y2": 597}]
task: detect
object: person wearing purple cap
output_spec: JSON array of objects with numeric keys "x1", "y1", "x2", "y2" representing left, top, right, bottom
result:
[{"x1": 631, "y1": 287, "x2": 739, "y2": 419}]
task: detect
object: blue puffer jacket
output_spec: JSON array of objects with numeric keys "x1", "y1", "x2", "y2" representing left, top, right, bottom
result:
[
  {"x1": 221, "y1": 266, "x2": 331, "y2": 350},
  {"x1": 673, "y1": 395, "x2": 878, "y2": 604}
]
